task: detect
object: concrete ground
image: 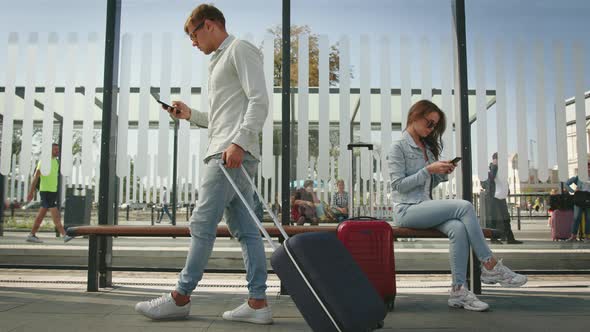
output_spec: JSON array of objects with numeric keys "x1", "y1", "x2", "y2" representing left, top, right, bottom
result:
[
  {"x1": 1, "y1": 270, "x2": 589, "y2": 332},
  {"x1": 1, "y1": 217, "x2": 589, "y2": 331}
]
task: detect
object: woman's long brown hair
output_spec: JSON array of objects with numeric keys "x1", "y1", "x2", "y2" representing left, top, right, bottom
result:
[{"x1": 406, "y1": 100, "x2": 447, "y2": 160}]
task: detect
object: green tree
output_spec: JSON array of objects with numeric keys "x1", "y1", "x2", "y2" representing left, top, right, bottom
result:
[{"x1": 267, "y1": 25, "x2": 350, "y2": 87}]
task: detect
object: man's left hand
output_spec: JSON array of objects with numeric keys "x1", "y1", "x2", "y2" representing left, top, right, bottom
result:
[{"x1": 222, "y1": 144, "x2": 245, "y2": 168}]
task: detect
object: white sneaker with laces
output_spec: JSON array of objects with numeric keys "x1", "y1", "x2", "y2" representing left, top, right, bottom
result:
[
  {"x1": 135, "y1": 293, "x2": 190, "y2": 320},
  {"x1": 26, "y1": 233, "x2": 43, "y2": 243},
  {"x1": 63, "y1": 235, "x2": 74, "y2": 243},
  {"x1": 222, "y1": 301, "x2": 273, "y2": 325},
  {"x1": 448, "y1": 285, "x2": 489, "y2": 312},
  {"x1": 481, "y1": 259, "x2": 527, "y2": 287}
]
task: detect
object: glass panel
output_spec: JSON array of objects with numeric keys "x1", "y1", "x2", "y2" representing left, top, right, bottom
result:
[
  {"x1": 0, "y1": 1, "x2": 106, "y2": 251},
  {"x1": 466, "y1": 0, "x2": 590, "y2": 271},
  {"x1": 292, "y1": 0, "x2": 458, "y2": 219}
]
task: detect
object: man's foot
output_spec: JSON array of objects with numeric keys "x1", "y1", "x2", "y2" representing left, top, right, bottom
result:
[
  {"x1": 222, "y1": 301, "x2": 273, "y2": 325},
  {"x1": 481, "y1": 259, "x2": 527, "y2": 287},
  {"x1": 448, "y1": 285, "x2": 489, "y2": 312},
  {"x1": 506, "y1": 239, "x2": 523, "y2": 244},
  {"x1": 490, "y1": 238, "x2": 503, "y2": 245},
  {"x1": 26, "y1": 233, "x2": 43, "y2": 243},
  {"x1": 63, "y1": 235, "x2": 74, "y2": 243},
  {"x1": 565, "y1": 236, "x2": 577, "y2": 242},
  {"x1": 135, "y1": 293, "x2": 190, "y2": 320}
]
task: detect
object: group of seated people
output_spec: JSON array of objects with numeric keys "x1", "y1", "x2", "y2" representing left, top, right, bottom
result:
[{"x1": 290, "y1": 179, "x2": 350, "y2": 225}]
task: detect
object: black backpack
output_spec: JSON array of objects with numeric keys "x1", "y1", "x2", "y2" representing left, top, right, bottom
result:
[
  {"x1": 573, "y1": 191, "x2": 590, "y2": 208},
  {"x1": 549, "y1": 194, "x2": 574, "y2": 210}
]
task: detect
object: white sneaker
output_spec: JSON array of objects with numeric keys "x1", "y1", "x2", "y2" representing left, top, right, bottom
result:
[
  {"x1": 26, "y1": 234, "x2": 43, "y2": 243},
  {"x1": 63, "y1": 235, "x2": 74, "y2": 243},
  {"x1": 481, "y1": 259, "x2": 527, "y2": 287},
  {"x1": 448, "y1": 285, "x2": 489, "y2": 312},
  {"x1": 135, "y1": 293, "x2": 190, "y2": 320},
  {"x1": 222, "y1": 301, "x2": 273, "y2": 325}
]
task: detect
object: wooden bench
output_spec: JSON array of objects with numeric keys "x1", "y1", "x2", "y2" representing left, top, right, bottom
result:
[{"x1": 67, "y1": 225, "x2": 499, "y2": 292}]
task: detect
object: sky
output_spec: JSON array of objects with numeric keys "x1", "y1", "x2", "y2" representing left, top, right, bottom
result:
[{"x1": 1, "y1": 0, "x2": 589, "y2": 179}]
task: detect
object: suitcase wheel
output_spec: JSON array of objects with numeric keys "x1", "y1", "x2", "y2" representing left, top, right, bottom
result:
[
  {"x1": 371, "y1": 320, "x2": 385, "y2": 330},
  {"x1": 386, "y1": 299, "x2": 395, "y2": 311}
]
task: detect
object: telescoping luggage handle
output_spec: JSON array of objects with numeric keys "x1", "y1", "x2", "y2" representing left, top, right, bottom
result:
[
  {"x1": 216, "y1": 160, "x2": 289, "y2": 251},
  {"x1": 347, "y1": 142, "x2": 374, "y2": 218},
  {"x1": 219, "y1": 160, "x2": 346, "y2": 332}
]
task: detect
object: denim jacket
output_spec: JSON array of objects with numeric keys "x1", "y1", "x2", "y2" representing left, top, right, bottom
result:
[
  {"x1": 565, "y1": 176, "x2": 590, "y2": 193},
  {"x1": 387, "y1": 131, "x2": 448, "y2": 215}
]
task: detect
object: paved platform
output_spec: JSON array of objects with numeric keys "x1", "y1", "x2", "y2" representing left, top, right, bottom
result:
[
  {"x1": 1, "y1": 270, "x2": 589, "y2": 331},
  {"x1": 2, "y1": 217, "x2": 590, "y2": 271}
]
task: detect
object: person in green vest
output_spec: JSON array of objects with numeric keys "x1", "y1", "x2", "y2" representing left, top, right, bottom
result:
[{"x1": 25, "y1": 143, "x2": 73, "y2": 243}]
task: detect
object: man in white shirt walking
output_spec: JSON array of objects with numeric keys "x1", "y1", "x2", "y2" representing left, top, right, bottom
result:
[
  {"x1": 135, "y1": 4, "x2": 272, "y2": 325},
  {"x1": 157, "y1": 186, "x2": 173, "y2": 223},
  {"x1": 486, "y1": 152, "x2": 522, "y2": 244}
]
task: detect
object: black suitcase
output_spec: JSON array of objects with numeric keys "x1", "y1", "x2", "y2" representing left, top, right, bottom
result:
[
  {"x1": 218, "y1": 162, "x2": 387, "y2": 331},
  {"x1": 272, "y1": 232, "x2": 387, "y2": 331}
]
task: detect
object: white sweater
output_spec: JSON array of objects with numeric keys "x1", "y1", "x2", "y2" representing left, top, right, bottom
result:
[{"x1": 189, "y1": 35, "x2": 268, "y2": 161}]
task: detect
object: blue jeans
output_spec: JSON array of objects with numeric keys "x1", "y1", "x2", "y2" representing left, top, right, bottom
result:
[
  {"x1": 394, "y1": 199, "x2": 493, "y2": 287},
  {"x1": 176, "y1": 153, "x2": 268, "y2": 299},
  {"x1": 159, "y1": 204, "x2": 173, "y2": 222},
  {"x1": 572, "y1": 206, "x2": 590, "y2": 236}
]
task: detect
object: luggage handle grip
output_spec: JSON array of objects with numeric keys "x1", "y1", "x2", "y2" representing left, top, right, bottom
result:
[
  {"x1": 345, "y1": 216, "x2": 379, "y2": 221},
  {"x1": 216, "y1": 161, "x2": 289, "y2": 251},
  {"x1": 347, "y1": 142, "x2": 373, "y2": 150}
]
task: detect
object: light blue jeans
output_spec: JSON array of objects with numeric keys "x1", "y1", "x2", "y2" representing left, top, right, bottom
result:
[
  {"x1": 572, "y1": 206, "x2": 590, "y2": 236},
  {"x1": 394, "y1": 199, "x2": 493, "y2": 287},
  {"x1": 176, "y1": 153, "x2": 268, "y2": 299}
]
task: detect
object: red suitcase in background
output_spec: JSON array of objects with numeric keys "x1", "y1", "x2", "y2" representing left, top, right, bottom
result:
[
  {"x1": 337, "y1": 142, "x2": 396, "y2": 311},
  {"x1": 337, "y1": 218, "x2": 396, "y2": 310},
  {"x1": 550, "y1": 209, "x2": 574, "y2": 241}
]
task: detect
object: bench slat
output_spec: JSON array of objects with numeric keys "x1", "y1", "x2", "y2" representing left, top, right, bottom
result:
[{"x1": 67, "y1": 225, "x2": 497, "y2": 239}]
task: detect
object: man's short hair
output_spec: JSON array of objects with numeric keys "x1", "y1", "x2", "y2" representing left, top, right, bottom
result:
[
  {"x1": 304, "y1": 180, "x2": 314, "y2": 188},
  {"x1": 52, "y1": 143, "x2": 59, "y2": 147},
  {"x1": 492, "y1": 152, "x2": 498, "y2": 160},
  {"x1": 184, "y1": 4, "x2": 226, "y2": 34}
]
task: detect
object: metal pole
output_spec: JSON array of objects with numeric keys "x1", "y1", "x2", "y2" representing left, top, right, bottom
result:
[
  {"x1": 453, "y1": 0, "x2": 480, "y2": 294},
  {"x1": 281, "y1": 0, "x2": 291, "y2": 227},
  {"x1": 0, "y1": 113, "x2": 3, "y2": 236},
  {"x1": 0, "y1": 173, "x2": 4, "y2": 236},
  {"x1": 172, "y1": 119, "x2": 179, "y2": 225},
  {"x1": 96, "y1": 0, "x2": 121, "y2": 289},
  {"x1": 280, "y1": 0, "x2": 291, "y2": 296},
  {"x1": 56, "y1": 120, "x2": 64, "y2": 237}
]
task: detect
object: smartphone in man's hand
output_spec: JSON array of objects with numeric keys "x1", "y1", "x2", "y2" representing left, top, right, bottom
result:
[
  {"x1": 154, "y1": 98, "x2": 180, "y2": 114},
  {"x1": 450, "y1": 157, "x2": 462, "y2": 165}
]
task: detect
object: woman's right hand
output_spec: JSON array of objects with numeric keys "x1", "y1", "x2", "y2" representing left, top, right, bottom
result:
[{"x1": 426, "y1": 161, "x2": 455, "y2": 175}]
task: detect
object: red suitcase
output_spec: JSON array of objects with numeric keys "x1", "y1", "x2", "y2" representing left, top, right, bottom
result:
[
  {"x1": 337, "y1": 219, "x2": 396, "y2": 310},
  {"x1": 550, "y1": 209, "x2": 574, "y2": 241},
  {"x1": 336, "y1": 142, "x2": 396, "y2": 311}
]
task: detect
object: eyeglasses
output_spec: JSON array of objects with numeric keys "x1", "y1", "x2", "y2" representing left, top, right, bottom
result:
[
  {"x1": 424, "y1": 118, "x2": 438, "y2": 129},
  {"x1": 188, "y1": 20, "x2": 205, "y2": 41}
]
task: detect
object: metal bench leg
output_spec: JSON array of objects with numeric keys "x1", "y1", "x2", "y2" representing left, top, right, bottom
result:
[
  {"x1": 99, "y1": 235, "x2": 113, "y2": 288},
  {"x1": 88, "y1": 235, "x2": 99, "y2": 292},
  {"x1": 468, "y1": 250, "x2": 482, "y2": 294}
]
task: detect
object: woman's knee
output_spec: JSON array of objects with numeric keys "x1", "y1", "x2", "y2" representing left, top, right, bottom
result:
[
  {"x1": 446, "y1": 220, "x2": 468, "y2": 240},
  {"x1": 456, "y1": 199, "x2": 474, "y2": 212}
]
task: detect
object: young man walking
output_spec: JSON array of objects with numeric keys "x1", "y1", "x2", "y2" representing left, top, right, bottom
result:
[
  {"x1": 26, "y1": 143, "x2": 73, "y2": 243},
  {"x1": 135, "y1": 4, "x2": 272, "y2": 324}
]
